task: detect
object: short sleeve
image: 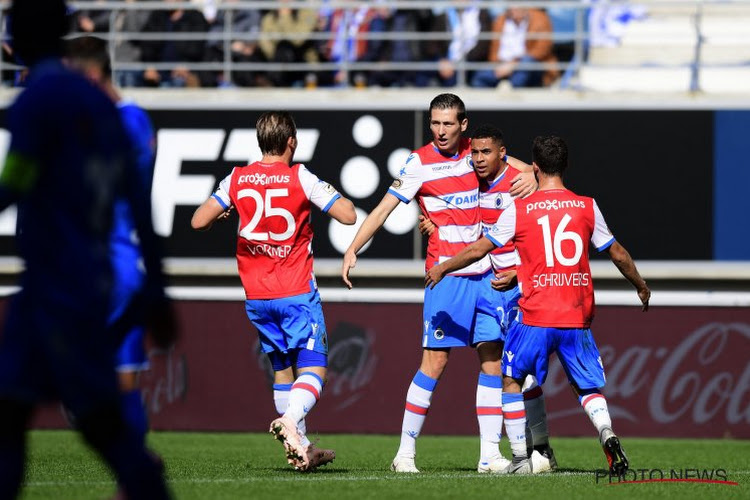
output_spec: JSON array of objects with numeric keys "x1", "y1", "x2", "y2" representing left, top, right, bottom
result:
[
  {"x1": 591, "y1": 199, "x2": 615, "y2": 251},
  {"x1": 212, "y1": 172, "x2": 233, "y2": 210},
  {"x1": 486, "y1": 202, "x2": 517, "y2": 248},
  {"x1": 387, "y1": 151, "x2": 423, "y2": 203},
  {"x1": 298, "y1": 164, "x2": 340, "y2": 212}
]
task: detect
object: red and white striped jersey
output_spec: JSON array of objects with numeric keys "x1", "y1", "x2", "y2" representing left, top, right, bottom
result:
[
  {"x1": 213, "y1": 162, "x2": 340, "y2": 299},
  {"x1": 479, "y1": 165, "x2": 522, "y2": 271},
  {"x1": 388, "y1": 138, "x2": 490, "y2": 275},
  {"x1": 486, "y1": 189, "x2": 615, "y2": 328}
]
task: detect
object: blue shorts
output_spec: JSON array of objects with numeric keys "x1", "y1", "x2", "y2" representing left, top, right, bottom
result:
[
  {"x1": 115, "y1": 326, "x2": 148, "y2": 373},
  {"x1": 108, "y1": 269, "x2": 148, "y2": 373},
  {"x1": 108, "y1": 265, "x2": 144, "y2": 328},
  {"x1": 424, "y1": 272, "x2": 503, "y2": 348},
  {"x1": 502, "y1": 318, "x2": 606, "y2": 390},
  {"x1": 245, "y1": 289, "x2": 328, "y2": 358},
  {"x1": 475, "y1": 281, "x2": 521, "y2": 344}
]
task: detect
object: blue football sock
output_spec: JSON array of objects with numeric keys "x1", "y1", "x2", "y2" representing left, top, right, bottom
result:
[{"x1": 121, "y1": 390, "x2": 148, "y2": 445}]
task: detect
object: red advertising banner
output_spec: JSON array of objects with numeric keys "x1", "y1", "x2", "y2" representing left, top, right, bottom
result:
[{"x1": 24, "y1": 301, "x2": 750, "y2": 438}]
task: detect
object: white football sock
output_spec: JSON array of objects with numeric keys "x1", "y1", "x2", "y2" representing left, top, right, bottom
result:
[
  {"x1": 476, "y1": 373, "x2": 503, "y2": 463},
  {"x1": 502, "y1": 392, "x2": 527, "y2": 459},
  {"x1": 396, "y1": 370, "x2": 437, "y2": 458},
  {"x1": 285, "y1": 372, "x2": 323, "y2": 425},
  {"x1": 580, "y1": 390, "x2": 612, "y2": 442}
]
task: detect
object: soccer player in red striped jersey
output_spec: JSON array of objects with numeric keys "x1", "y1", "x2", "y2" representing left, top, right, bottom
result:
[
  {"x1": 425, "y1": 135, "x2": 650, "y2": 475},
  {"x1": 192, "y1": 111, "x2": 356, "y2": 471},
  {"x1": 341, "y1": 94, "x2": 536, "y2": 473},
  {"x1": 420, "y1": 124, "x2": 556, "y2": 473}
]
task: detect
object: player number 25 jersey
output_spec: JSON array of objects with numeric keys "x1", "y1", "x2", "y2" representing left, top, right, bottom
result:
[
  {"x1": 213, "y1": 162, "x2": 340, "y2": 299},
  {"x1": 487, "y1": 189, "x2": 615, "y2": 328}
]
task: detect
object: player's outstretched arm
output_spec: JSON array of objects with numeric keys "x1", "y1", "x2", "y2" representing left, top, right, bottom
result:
[
  {"x1": 341, "y1": 192, "x2": 400, "y2": 289},
  {"x1": 606, "y1": 241, "x2": 651, "y2": 311},
  {"x1": 191, "y1": 197, "x2": 226, "y2": 231},
  {"x1": 425, "y1": 236, "x2": 496, "y2": 289},
  {"x1": 326, "y1": 196, "x2": 356, "y2": 225}
]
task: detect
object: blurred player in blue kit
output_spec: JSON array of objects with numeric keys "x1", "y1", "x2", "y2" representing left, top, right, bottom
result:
[
  {"x1": 65, "y1": 35, "x2": 158, "y2": 456},
  {"x1": 0, "y1": 1, "x2": 175, "y2": 498}
]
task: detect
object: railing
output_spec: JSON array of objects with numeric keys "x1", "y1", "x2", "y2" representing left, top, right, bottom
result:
[{"x1": 1, "y1": 0, "x2": 749, "y2": 92}]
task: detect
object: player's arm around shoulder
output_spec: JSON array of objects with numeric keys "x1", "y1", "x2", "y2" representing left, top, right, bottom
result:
[
  {"x1": 506, "y1": 155, "x2": 532, "y2": 172},
  {"x1": 606, "y1": 241, "x2": 651, "y2": 311},
  {"x1": 506, "y1": 155, "x2": 537, "y2": 199}
]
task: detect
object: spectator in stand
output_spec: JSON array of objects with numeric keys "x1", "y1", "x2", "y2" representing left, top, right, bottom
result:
[
  {"x1": 258, "y1": 0, "x2": 320, "y2": 87},
  {"x1": 471, "y1": 6, "x2": 558, "y2": 88},
  {"x1": 324, "y1": 5, "x2": 375, "y2": 87},
  {"x1": 361, "y1": 6, "x2": 431, "y2": 88},
  {"x1": 73, "y1": 0, "x2": 110, "y2": 34},
  {"x1": 204, "y1": 1, "x2": 270, "y2": 87},
  {"x1": 110, "y1": 0, "x2": 151, "y2": 88},
  {"x1": 418, "y1": 1, "x2": 492, "y2": 87},
  {"x1": 139, "y1": 0, "x2": 209, "y2": 87}
]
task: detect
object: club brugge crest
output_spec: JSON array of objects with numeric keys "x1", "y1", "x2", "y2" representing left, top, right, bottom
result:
[
  {"x1": 433, "y1": 328, "x2": 445, "y2": 340},
  {"x1": 495, "y1": 193, "x2": 510, "y2": 209}
]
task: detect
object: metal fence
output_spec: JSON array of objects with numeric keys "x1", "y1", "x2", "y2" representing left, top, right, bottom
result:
[{"x1": 1, "y1": 0, "x2": 749, "y2": 91}]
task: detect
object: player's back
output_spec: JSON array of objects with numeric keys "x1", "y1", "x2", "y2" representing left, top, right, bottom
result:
[
  {"x1": 411, "y1": 139, "x2": 488, "y2": 275},
  {"x1": 480, "y1": 165, "x2": 521, "y2": 271},
  {"x1": 8, "y1": 60, "x2": 132, "y2": 310},
  {"x1": 512, "y1": 188, "x2": 602, "y2": 328},
  {"x1": 226, "y1": 161, "x2": 316, "y2": 299}
]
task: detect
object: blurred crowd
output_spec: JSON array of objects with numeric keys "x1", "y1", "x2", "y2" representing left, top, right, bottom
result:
[{"x1": 2, "y1": 0, "x2": 589, "y2": 89}]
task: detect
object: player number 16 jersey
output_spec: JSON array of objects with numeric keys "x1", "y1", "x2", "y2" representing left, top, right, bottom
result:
[{"x1": 487, "y1": 189, "x2": 615, "y2": 328}]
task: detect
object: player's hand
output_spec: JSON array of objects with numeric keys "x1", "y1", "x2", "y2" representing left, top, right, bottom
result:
[
  {"x1": 509, "y1": 171, "x2": 537, "y2": 199},
  {"x1": 342, "y1": 251, "x2": 357, "y2": 289},
  {"x1": 491, "y1": 270, "x2": 517, "y2": 291},
  {"x1": 418, "y1": 214, "x2": 436, "y2": 236},
  {"x1": 424, "y1": 265, "x2": 445, "y2": 289},
  {"x1": 638, "y1": 284, "x2": 651, "y2": 312},
  {"x1": 216, "y1": 206, "x2": 233, "y2": 220}
]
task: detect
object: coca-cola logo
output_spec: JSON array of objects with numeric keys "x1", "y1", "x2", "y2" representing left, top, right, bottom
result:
[
  {"x1": 141, "y1": 345, "x2": 189, "y2": 415},
  {"x1": 545, "y1": 322, "x2": 750, "y2": 427},
  {"x1": 255, "y1": 321, "x2": 377, "y2": 410}
]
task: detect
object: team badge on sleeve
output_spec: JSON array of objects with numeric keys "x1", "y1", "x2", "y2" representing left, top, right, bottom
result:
[
  {"x1": 323, "y1": 183, "x2": 336, "y2": 194},
  {"x1": 495, "y1": 193, "x2": 511, "y2": 209},
  {"x1": 391, "y1": 178, "x2": 403, "y2": 189}
]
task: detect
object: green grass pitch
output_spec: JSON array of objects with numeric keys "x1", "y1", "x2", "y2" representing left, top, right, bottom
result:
[{"x1": 20, "y1": 430, "x2": 750, "y2": 499}]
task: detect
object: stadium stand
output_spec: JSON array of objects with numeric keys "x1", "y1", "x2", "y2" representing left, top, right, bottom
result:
[
  {"x1": 581, "y1": 0, "x2": 750, "y2": 93},
  {"x1": 0, "y1": 0, "x2": 747, "y2": 93}
]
